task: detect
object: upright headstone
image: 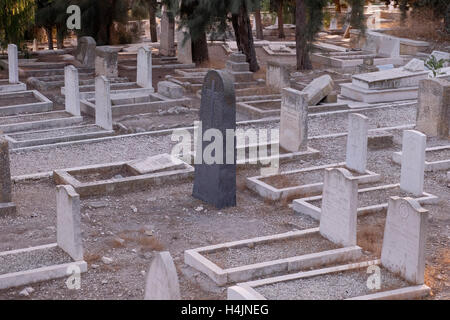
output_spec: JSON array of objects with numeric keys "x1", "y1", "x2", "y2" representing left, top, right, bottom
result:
[
  {"x1": 75, "y1": 36, "x2": 96, "y2": 68},
  {"x1": 0, "y1": 138, "x2": 16, "y2": 215},
  {"x1": 95, "y1": 76, "x2": 113, "y2": 131},
  {"x1": 280, "y1": 88, "x2": 308, "y2": 152},
  {"x1": 176, "y1": 28, "x2": 193, "y2": 65},
  {"x1": 330, "y1": 18, "x2": 338, "y2": 30},
  {"x1": 160, "y1": 8, "x2": 175, "y2": 57},
  {"x1": 192, "y1": 70, "x2": 236, "y2": 209},
  {"x1": 144, "y1": 252, "x2": 181, "y2": 300},
  {"x1": 346, "y1": 113, "x2": 369, "y2": 174},
  {"x1": 7, "y1": 44, "x2": 19, "y2": 84},
  {"x1": 400, "y1": 130, "x2": 426, "y2": 196},
  {"x1": 381, "y1": 197, "x2": 428, "y2": 284},
  {"x1": 57, "y1": 185, "x2": 84, "y2": 261},
  {"x1": 95, "y1": 46, "x2": 120, "y2": 77},
  {"x1": 64, "y1": 65, "x2": 81, "y2": 116},
  {"x1": 266, "y1": 61, "x2": 292, "y2": 90},
  {"x1": 32, "y1": 39, "x2": 38, "y2": 52},
  {"x1": 136, "y1": 47, "x2": 154, "y2": 90},
  {"x1": 416, "y1": 78, "x2": 450, "y2": 139},
  {"x1": 320, "y1": 168, "x2": 358, "y2": 247}
]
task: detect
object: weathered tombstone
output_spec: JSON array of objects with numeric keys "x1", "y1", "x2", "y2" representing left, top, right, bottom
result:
[
  {"x1": 160, "y1": 8, "x2": 175, "y2": 57},
  {"x1": 192, "y1": 70, "x2": 236, "y2": 209},
  {"x1": 381, "y1": 197, "x2": 428, "y2": 284},
  {"x1": 95, "y1": 46, "x2": 120, "y2": 77},
  {"x1": 416, "y1": 78, "x2": 450, "y2": 139},
  {"x1": 320, "y1": 168, "x2": 358, "y2": 247},
  {"x1": 400, "y1": 130, "x2": 426, "y2": 196},
  {"x1": 176, "y1": 28, "x2": 193, "y2": 65},
  {"x1": 431, "y1": 51, "x2": 450, "y2": 67},
  {"x1": 32, "y1": 39, "x2": 38, "y2": 52},
  {"x1": 302, "y1": 75, "x2": 334, "y2": 106},
  {"x1": 57, "y1": 185, "x2": 83, "y2": 261},
  {"x1": 280, "y1": 88, "x2": 308, "y2": 152},
  {"x1": 95, "y1": 76, "x2": 113, "y2": 131},
  {"x1": 403, "y1": 58, "x2": 425, "y2": 72},
  {"x1": 158, "y1": 81, "x2": 184, "y2": 99},
  {"x1": 144, "y1": 252, "x2": 181, "y2": 300},
  {"x1": 7, "y1": 44, "x2": 19, "y2": 84},
  {"x1": 0, "y1": 138, "x2": 16, "y2": 215},
  {"x1": 346, "y1": 113, "x2": 369, "y2": 174},
  {"x1": 64, "y1": 65, "x2": 81, "y2": 116},
  {"x1": 266, "y1": 61, "x2": 292, "y2": 90},
  {"x1": 136, "y1": 47, "x2": 154, "y2": 90},
  {"x1": 75, "y1": 36, "x2": 96, "y2": 68}
]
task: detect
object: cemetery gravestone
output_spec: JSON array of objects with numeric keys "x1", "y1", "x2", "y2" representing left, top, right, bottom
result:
[
  {"x1": 400, "y1": 130, "x2": 426, "y2": 196},
  {"x1": 75, "y1": 36, "x2": 96, "y2": 68},
  {"x1": 95, "y1": 46, "x2": 120, "y2": 77},
  {"x1": 192, "y1": 70, "x2": 236, "y2": 209},
  {"x1": 176, "y1": 28, "x2": 193, "y2": 65},
  {"x1": 8, "y1": 44, "x2": 19, "y2": 84},
  {"x1": 280, "y1": 88, "x2": 308, "y2": 153},
  {"x1": 64, "y1": 65, "x2": 81, "y2": 116},
  {"x1": 381, "y1": 197, "x2": 428, "y2": 284},
  {"x1": 0, "y1": 138, "x2": 15, "y2": 215},
  {"x1": 302, "y1": 75, "x2": 334, "y2": 106},
  {"x1": 319, "y1": 168, "x2": 358, "y2": 247},
  {"x1": 136, "y1": 47, "x2": 154, "y2": 90},
  {"x1": 346, "y1": 113, "x2": 369, "y2": 174},
  {"x1": 95, "y1": 76, "x2": 113, "y2": 131},
  {"x1": 144, "y1": 252, "x2": 181, "y2": 300},
  {"x1": 160, "y1": 9, "x2": 175, "y2": 57}
]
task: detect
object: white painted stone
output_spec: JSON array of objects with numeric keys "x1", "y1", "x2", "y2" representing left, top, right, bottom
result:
[
  {"x1": 400, "y1": 130, "x2": 426, "y2": 196},
  {"x1": 266, "y1": 61, "x2": 292, "y2": 90},
  {"x1": 157, "y1": 81, "x2": 184, "y2": 99},
  {"x1": 352, "y1": 68, "x2": 429, "y2": 90},
  {"x1": 128, "y1": 154, "x2": 185, "y2": 174},
  {"x1": 346, "y1": 113, "x2": 369, "y2": 174},
  {"x1": 95, "y1": 76, "x2": 113, "y2": 130},
  {"x1": 320, "y1": 168, "x2": 358, "y2": 247},
  {"x1": 8, "y1": 44, "x2": 19, "y2": 84},
  {"x1": 64, "y1": 65, "x2": 81, "y2": 116},
  {"x1": 302, "y1": 75, "x2": 334, "y2": 106},
  {"x1": 176, "y1": 28, "x2": 193, "y2": 65},
  {"x1": 56, "y1": 185, "x2": 83, "y2": 261},
  {"x1": 32, "y1": 39, "x2": 38, "y2": 52},
  {"x1": 403, "y1": 59, "x2": 425, "y2": 72},
  {"x1": 136, "y1": 47, "x2": 154, "y2": 90},
  {"x1": 330, "y1": 18, "x2": 338, "y2": 30},
  {"x1": 280, "y1": 88, "x2": 308, "y2": 152},
  {"x1": 431, "y1": 51, "x2": 450, "y2": 67},
  {"x1": 363, "y1": 32, "x2": 400, "y2": 58},
  {"x1": 381, "y1": 197, "x2": 428, "y2": 284},
  {"x1": 144, "y1": 251, "x2": 181, "y2": 300}
]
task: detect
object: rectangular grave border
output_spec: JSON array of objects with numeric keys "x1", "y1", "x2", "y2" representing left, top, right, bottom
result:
[
  {"x1": 0, "y1": 243, "x2": 87, "y2": 290},
  {"x1": 184, "y1": 229, "x2": 362, "y2": 286},
  {"x1": 311, "y1": 51, "x2": 405, "y2": 69},
  {"x1": 392, "y1": 145, "x2": 450, "y2": 172},
  {"x1": 227, "y1": 260, "x2": 431, "y2": 300},
  {"x1": 0, "y1": 90, "x2": 53, "y2": 116},
  {"x1": 53, "y1": 159, "x2": 194, "y2": 197},
  {"x1": 0, "y1": 79, "x2": 26, "y2": 93},
  {"x1": 61, "y1": 82, "x2": 155, "y2": 100},
  {"x1": 292, "y1": 183, "x2": 439, "y2": 220},
  {"x1": 247, "y1": 162, "x2": 381, "y2": 201}
]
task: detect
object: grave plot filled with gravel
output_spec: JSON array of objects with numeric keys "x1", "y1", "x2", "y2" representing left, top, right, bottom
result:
[
  {"x1": 9, "y1": 125, "x2": 106, "y2": 141},
  {"x1": 0, "y1": 111, "x2": 73, "y2": 125},
  {"x1": 255, "y1": 267, "x2": 411, "y2": 300},
  {"x1": 203, "y1": 233, "x2": 340, "y2": 270},
  {"x1": 426, "y1": 148, "x2": 450, "y2": 162}
]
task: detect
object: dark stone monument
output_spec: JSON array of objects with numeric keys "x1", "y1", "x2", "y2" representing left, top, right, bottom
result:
[
  {"x1": 0, "y1": 138, "x2": 16, "y2": 215},
  {"x1": 192, "y1": 70, "x2": 236, "y2": 209}
]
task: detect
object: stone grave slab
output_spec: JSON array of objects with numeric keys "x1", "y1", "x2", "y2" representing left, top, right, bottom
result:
[
  {"x1": 0, "y1": 90, "x2": 53, "y2": 117},
  {"x1": 128, "y1": 154, "x2": 186, "y2": 174},
  {"x1": 144, "y1": 252, "x2": 181, "y2": 300}
]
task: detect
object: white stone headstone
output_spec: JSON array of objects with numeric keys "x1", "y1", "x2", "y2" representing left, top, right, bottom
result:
[
  {"x1": 381, "y1": 197, "x2": 428, "y2": 284},
  {"x1": 431, "y1": 51, "x2": 450, "y2": 67},
  {"x1": 176, "y1": 28, "x2": 193, "y2": 65},
  {"x1": 7, "y1": 44, "x2": 19, "y2": 84},
  {"x1": 320, "y1": 168, "x2": 358, "y2": 247},
  {"x1": 280, "y1": 88, "x2": 308, "y2": 153},
  {"x1": 302, "y1": 75, "x2": 334, "y2": 106},
  {"x1": 32, "y1": 39, "x2": 38, "y2": 52},
  {"x1": 95, "y1": 76, "x2": 113, "y2": 131},
  {"x1": 403, "y1": 59, "x2": 425, "y2": 72},
  {"x1": 144, "y1": 251, "x2": 181, "y2": 300},
  {"x1": 400, "y1": 130, "x2": 426, "y2": 196},
  {"x1": 330, "y1": 18, "x2": 338, "y2": 30},
  {"x1": 346, "y1": 113, "x2": 369, "y2": 174},
  {"x1": 64, "y1": 65, "x2": 81, "y2": 116},
  {"x1": 57, "y1": 185, "x2": 83, "y2": 261},
  {"x1": 136, "y1": 47, "x2": 154, "y2": 90}
]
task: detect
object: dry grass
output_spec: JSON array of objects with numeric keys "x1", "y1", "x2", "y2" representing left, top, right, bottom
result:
[
  {"x1": 424, "y1": 248, "x2": 450, "y2": 296},
  {"x1": 357, "y1": 220, "x2": 385, "y2": 256},
  {"x1": 84, "y1": 252, "x2": 101, "y2": 264}
]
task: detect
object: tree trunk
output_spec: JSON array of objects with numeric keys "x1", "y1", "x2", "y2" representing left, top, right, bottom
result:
[
  {"x1": 334, "y1": 0, "x2": 341, "y2": 13},
  {"x1": 295, "y1": 0, "x2": 311, "y2": 70},
  {"x1": 277, "y1": 0, "x2": 285, "y2": 38},
  {"x1": 45, "y1": 27, "x2": 53, "y2": 50},
  {"x1": 232, "y1": 3, "x2": 260, "y2": 72},
  {"x1": 445, "y1": 3, "x2": 450, "y2": 33},
  {"x1": 148, "y1": 0, "x2": 158, "y2": 42},
  {"x1": 192, "y1": 31, "x2": 209, "y2": 64},
  {"x1": 255, "y1": 8, "x2": 264, "y2": 40},
  {"x1": 56, "y1": 26, "x2": 64, "y2": 49}
]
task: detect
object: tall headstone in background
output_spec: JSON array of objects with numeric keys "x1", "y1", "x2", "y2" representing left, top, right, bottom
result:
[
  {"x1": 160, "y1": 8, "x2": 175, "y2": 57},
  {"x1": 64, "y1": 65, "x2": 81, "y2": 116},
  {"x1": 381, "y1": 197, "x2": 428, "y2": 284},
  {"x1": 193, "y1": 70, "x2": 236, "y2": 209},
  {"x1": 176, "y1": 28, "x2": 193, "y2": 65},
  {"x1": 0, "y1": 138, "x2": 16, "y2": 215},
  {"x1": 280, "y1": 88, "x2": 308, "y2": 152},
  {"x1": 75, "y1": 36, "x2": 96, "y2": 68},
  {"x1": 95, "y1": 46, "x2": 120, "y2": 77},
  {"x1": 136, "y1": 47, "x2": 154, "y2": 90},
  {"x1": 7, "y1": 44, "x2": 19, "y2": 84},
  {"x1": 144, "y1": 252, "x2": 181, "y2": 300},
  {"x1": 346, "y1": 113, "x2": 369, "y2": 174},
  {"x1": 400, "y1": 130, "x2": 426, "y2": 196},
  {"x1": 95, "y1": 76, "x2": 113, "y2": 131},
  {"x1": 416, "y1": 78, "x2": 450, "y2": 139}
]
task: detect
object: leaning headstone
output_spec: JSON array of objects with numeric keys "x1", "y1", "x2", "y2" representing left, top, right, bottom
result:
[
  {"x1": 192, "y1": 70, "x2": 236, "y2": 209},
  {"x1": 57, "y1": 185, "x2": 83, "y2": 261},
  {"x1": 75, "y1": 36, "x2": 96, "y2": 68},
  {"x1": 346, "y1": 113, "x2": 369, "y2": 174},
  {"x1": 95, "y1": 76, "x2": 113, "y2": 131},
  {"x1": 381, "y1": 197, "x2": 428, "y2": 284},
  {"x1": 280, "y1": 88, "x2": 308, "y2": 153},
  {"x1": 8, "y1": 44, "x2": 19, "y2": 84},
  {"x1": 144, "y1": 252, "x2": 181, "y2": 300},
  {"x1": 160, "y1": 8, "x2": 175, "y2": 56},
  {"x1": 136, "y1": 47, "x2": 154, "y2": 90},
  {"x1": 176, "y1": 28, "x2": 193, "y2": 65},
  {"x1": 416, "y1": 78, "x2": 450, "y2": 139},
  {"x1": 64, "y1": 65, "x2": 81, "y2": 116},
  {"x1": 0, "y1": 138, "x2": 16, "y2": 215},
  {"x1": 400, "y1": 130, "x2": 426, "y2": 196},
  {"x1": 320, "y1": 168, "x2": 358, "y2": 247},
  {"x1": 302, "y1": 75, "x2": 334, "y2": 106},
  {"x1": 95, "y1": 46, "x2": 120, "y2": 77}
]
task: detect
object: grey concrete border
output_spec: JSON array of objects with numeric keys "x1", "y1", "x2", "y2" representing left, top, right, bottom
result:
[
  {"x1": 0, "y1": 90, "x2": 53, "y2": 116},
  {"x1": 0, "y1": 112, "x2": 83, "y2": 134},
  {"x1": 392, "y1": 145, "x2": 450, "y2": 172}
]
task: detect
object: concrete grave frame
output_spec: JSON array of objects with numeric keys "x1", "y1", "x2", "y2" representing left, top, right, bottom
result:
[
  {"x1": 0, "y1": 79, "x2": 26, "y2": 94},
  {"x1": 392, "y1": 145, "x2": 450, "y2": 172},
  {"x1": 0, "y1": 90, "x2": 53, "y2": 116},
  {"x1": 184, "y1": 229, "x2": 362, "y2": 286},
  {"x1": 0, "y1": 44, "x2": 26, "y2": 93},
  {"x1": 61, "y1": 82, "x2": 155, "y2": 100}
]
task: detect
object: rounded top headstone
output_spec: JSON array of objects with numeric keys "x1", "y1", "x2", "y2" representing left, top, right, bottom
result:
[{"x1": 202, "y1": 70, "x2": 236, "y2": 106}]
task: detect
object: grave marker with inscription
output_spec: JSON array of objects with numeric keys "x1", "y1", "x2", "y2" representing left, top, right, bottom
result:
[
  {"x1": 8, "y1": 44, "x2": 19, "y2": 84},
  {"x1": 144, "y1": 252, "x2": 181, "y2": 300},
  {"x1": 136, "y1": 47, "x2": 154, "y2": 90},
  {"x1": 95, "y1": 76, "x2": 113, "y2": 131},
  {"x1": 280, "y1": 88, "x2": 308, "y2": 153},
  {"x1": 346, "y1": 113, "x2": 369, "y2": 174},
  {"x1": 160, "y1": 8, "x2": 175, "y2": 57},
  {"x1": 64, "y1": 65, "x2": 81, "y2": 116},
  {"x1": 400, "y1": 130, "x2": 426, "y2": 196}
]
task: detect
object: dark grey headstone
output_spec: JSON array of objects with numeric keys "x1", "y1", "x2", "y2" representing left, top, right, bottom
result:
[{"x1": 192, "y1": 70, "x2": 236, "y2": 209}]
